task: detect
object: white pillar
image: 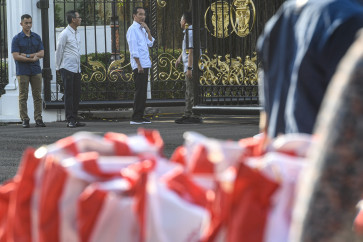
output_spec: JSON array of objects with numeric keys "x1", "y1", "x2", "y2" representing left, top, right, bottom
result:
[{"x1": 0, "y1": 0, "x2": 60, "y2": 123}]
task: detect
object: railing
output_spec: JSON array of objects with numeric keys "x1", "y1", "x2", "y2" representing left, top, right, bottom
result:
[
  {"x1": 0, "y1": 0, "x2": 7, "y2": 97},
  {"x1": 193, "y1": 0, "x2": 284, "y2": 113},
  {"x1": 48, "y1": 0, "x2": 186, "y2": 109},
  {"x1": 45, "y1": 0, "x2": 284, "y2": 113}
]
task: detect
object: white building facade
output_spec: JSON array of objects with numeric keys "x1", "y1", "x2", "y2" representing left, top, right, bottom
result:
[{"x1": 0, "y1": 0, "x2": 59, "y2": 123}]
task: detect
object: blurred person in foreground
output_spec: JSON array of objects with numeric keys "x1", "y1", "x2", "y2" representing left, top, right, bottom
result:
[
  {"x1": 290, "y1": 29, "x2": 363, "y2": 242},
  {"x1": 257, "y1": 0, "x2": 363, "y2": 138}
]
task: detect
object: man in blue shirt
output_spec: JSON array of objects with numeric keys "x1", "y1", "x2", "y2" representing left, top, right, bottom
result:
[
  {"x1": 11, "y1": 14, "x2": 45, "y2": 128},
  {"x1": 257, "y1": 0, "x2": 363, "y2": 138}
]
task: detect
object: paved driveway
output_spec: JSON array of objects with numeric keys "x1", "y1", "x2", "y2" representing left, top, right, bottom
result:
[{"x1": 0, "y1": 114, "x2": 259, "y2": 183}]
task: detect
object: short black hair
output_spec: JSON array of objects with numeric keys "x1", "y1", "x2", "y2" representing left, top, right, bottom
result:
[
  {"x1": 183, "y1": 11, "x2": 192, "y2": 25},
  {"x1": 21, "y1": 14, "x2": 32, "y2": 21},
  {"x1": 133, "y1": 7, "x2": 144, "y2": 16},
  {"x1": 66, "y1": 10, "x2": 78, "y2": 24}
]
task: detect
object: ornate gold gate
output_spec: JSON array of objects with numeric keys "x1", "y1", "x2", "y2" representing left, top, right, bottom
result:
[
  {"x1": 44, "y1": 0, "x2": 283, "y2": 111},
  {"x1": 192, "y1": 0, "x2": 260, "y2": 112}
]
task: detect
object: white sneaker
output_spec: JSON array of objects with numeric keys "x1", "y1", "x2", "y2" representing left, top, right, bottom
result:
[
  {"x1": 130, "y1": 120, "x2": 143, "y2": 125},
  {"x1": 130, "y1": 118, "x2": 152, "y2": 124}
]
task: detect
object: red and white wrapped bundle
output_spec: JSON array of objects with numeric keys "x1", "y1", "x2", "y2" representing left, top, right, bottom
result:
[{"x1": 0, "y1": 129, "x2": 315, "y2": 242}]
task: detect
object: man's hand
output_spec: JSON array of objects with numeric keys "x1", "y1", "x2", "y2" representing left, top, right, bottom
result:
[
  {"x1": 140, "y1": 22, "x2": 153, "y2": 41},
  {"x1": 140, "y1": 22, "x2": 150, "y2": 32},
  {"x1": 175, "y1": 57, "x2": 181, "y2": 68},
  {"x1": 186, "y1": 69, "x2": 192, "y2": 78},
  {"x1": 32, "y1": 55, "x2": 40, "y2": 62},
  {"x1": 138, "y1": 65, "x2": 144, "y2": 73}
]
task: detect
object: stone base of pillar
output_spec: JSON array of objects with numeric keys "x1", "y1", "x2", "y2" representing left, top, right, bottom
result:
[
  {"x1": 43, "y1": 109, "x2": 65, "y2": 123},
  {"x1": 0, "y1": 90, "x2": 21, "y2": 122},
  {"x1": 0, "y1": 90, "x2": 64, "y2": 123}
]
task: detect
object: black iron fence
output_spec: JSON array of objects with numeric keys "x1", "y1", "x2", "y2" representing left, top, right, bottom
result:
[
  {"x1": 49, "y1": 0, "x2": 187, "y2": 108},
  {"x1": 193, "y1": 0, "x2": 283, "y2": 113},
  {"x1": 45, "y1": 0, "x2": 284, "y2": 112},
  {"x1": 0, "y1": 0, "x2": 7, "y2": 97}
]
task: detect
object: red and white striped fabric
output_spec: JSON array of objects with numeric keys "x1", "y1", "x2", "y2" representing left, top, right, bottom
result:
[
  {"x1": 0, "y1": 129, "x2": 315, "y2": 242},
  {"x1": 0, "y1": 148, "x2": 42, "y2": 242},
  {"x1": 0, "y1": 179, "x2": 16, "y2": 242},
  {"x1": 246, "y1": 152, "x2": 307, "y2": 242},
  {"x1": 77, "y1": 159, "x2": 209, "y2": 242},
  {"x1": 354, "y1": 200, "x2": 363, "y2": 235}
]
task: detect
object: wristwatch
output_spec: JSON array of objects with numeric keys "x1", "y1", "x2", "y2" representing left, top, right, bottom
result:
[
  {"x1": 187, "y1": 66, "x2": 193, "y2": 70},
  {"x1": 26, "y1": 54, "x2": 30, "y2": 58}
]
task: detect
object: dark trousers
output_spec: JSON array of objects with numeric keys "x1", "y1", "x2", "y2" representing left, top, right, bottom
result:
[
  {"x1": 60, "y1": 68, "x2": 81, "y2": 122},
  {"x1": 132, "y1": 68, "x2": 149, "y2": 120}
]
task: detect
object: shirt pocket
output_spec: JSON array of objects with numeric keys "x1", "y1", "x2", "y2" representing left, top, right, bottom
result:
[
  {"x1": 18, "y1": 41, "x2": 28, "y2": 53},
  {"x1": 31, "y1": 38, "x2": 41, "y2": 52}
]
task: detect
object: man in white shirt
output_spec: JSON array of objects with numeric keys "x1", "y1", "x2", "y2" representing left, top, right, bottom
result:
[
  {"x1": 126, "y1": 7, "x2": 155, "y2": 124},
  {"x1": 55, "y1": 10, "x2": 86, "y2": 128}
]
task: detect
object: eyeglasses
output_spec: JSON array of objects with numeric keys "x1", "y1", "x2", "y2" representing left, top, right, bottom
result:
[{"x1": 75, "y1": 16, "x2": 82, "y2": 19}]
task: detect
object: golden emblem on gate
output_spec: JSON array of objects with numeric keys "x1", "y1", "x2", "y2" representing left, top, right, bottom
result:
[
  {"x1": 205, "y1": 0, "x2": 256, "y2": 38},
  {"x1": 209, "y1": 1, "x2": 231, "y2": 38},
  {"x1": 232, "y1": 0, "x2": 256, "y2": 37}
]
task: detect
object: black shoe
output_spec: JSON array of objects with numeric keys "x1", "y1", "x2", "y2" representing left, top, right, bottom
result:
[
  {"x1": 35, "y1": 119, "x2": 46, "y2": 127},
  {"x1": 22, "y1": 120, "x2": 30, "y2": 128},
  {"x1": 75, "y1": 121, "x2": 86, "y2": 127},
  {"x1": 175, "y1": 116, "x2": 188, "y2": 124},
  {"x1": 176, "y1": 117, "x2": 202, "y2": 124},
  {"x1": 142, "y1": 117, "x2": 151, "y2": 124},
  {"x1": 67, "y1": 121, "x2": 76, "y2": 128}
]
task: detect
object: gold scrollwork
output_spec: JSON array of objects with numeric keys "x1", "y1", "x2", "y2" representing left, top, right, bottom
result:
[
  {"x1": 198, "y1": 53, "x2": 258, "y2": 86},
  {"x1": 81, "y1": 54, "x2": 133, "y2": 83},
  {"x1": 81, "y1": 57, "x2": 107, "y2": 82},
  {"x1": 157, "y1": 0, "x2": 166, "y2": 8},
  {"x1": 243, "y1": 52, "x2": 258, "y2": 85},
  {"x1": 158, "y1": 53, "x2": 185, "y2": 81},
  {"x1": 204, "y1": 0, "x2": 256, "y2": 38},
  {"x1": 107, "y1": 54, "x2": 133, "y2": 82}
]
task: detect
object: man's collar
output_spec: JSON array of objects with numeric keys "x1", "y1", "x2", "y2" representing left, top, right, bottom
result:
[
  {"x1": 67, "y1": 25, "x2": 77, "y2": 33},
  {"x1": 183, "y1": 25, "x2": 192, "y2": 33},
  {"x1": 132, "y1": 21, "x2": 142, "y2": 27},
  {"x1": 20, "y1": 30, "x2": 33, "y2": 37}
]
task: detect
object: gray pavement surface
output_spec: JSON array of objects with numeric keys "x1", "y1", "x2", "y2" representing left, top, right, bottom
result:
[{"x1": 0, "y1": 114, "x2": 259, "y2": 183}]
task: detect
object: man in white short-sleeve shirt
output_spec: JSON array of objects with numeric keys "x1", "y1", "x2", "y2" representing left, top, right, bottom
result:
[{"x1": 174, "y1": 11, "x2": 202, "y2": 124}]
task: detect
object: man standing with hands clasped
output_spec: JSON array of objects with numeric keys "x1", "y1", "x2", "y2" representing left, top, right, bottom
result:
[
  {"x1": 56, "y1": 10, "x2": 86, "y2": 128},
  {"x1": 11, "y1": 14, "x2": 46, "y2": 128},
  {"x1": 126, "y1": 7, "x2": 155, "y2": 124},
  {"x1": 175, "y1": 11, "x2": 202, "y2": 124}
]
